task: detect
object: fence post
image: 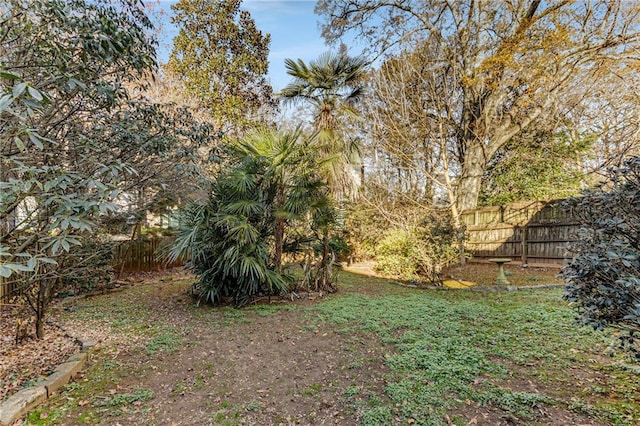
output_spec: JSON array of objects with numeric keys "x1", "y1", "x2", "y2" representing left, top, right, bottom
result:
[{"x1": 521, "y1": 225, "x2": 528, "y2": 265}]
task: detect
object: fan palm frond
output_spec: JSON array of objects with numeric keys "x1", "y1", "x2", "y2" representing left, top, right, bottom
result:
[
  {"x1": 167, "y1": 126, "x2": 336, "y2": 305},
  {"x1": 279, "y1": 51, "x2": 367, "y2": 199}
]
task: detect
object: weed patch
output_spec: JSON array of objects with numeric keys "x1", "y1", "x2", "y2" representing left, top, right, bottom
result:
[
  {"x1": 145, "y1": 333, "x2": 182, "y2": 355},
  {"x1": 23, "y1": 269, "x2": 640, "y2": 425},
  {"x1": 312, "y1": 286, "x2": 639, "y2": 424},
  {"x1": 248, "y1": 304, "x2": 296, "y2": 317},
  {"x1": 92, "y1": 388, "x2": 154, "y2": 408}
]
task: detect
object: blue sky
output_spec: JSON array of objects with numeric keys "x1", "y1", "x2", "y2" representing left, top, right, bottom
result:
[{"x1": 154, "y1": 0, "x2": 352, "y2": 92}]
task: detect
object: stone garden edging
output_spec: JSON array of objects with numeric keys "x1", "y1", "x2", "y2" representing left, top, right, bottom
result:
[
  {"x1": 0, "y1": 284, "x2": 132, "y2": 425},
  {"x1": 0, "y1": 339, "x2": 97, "y2": 426}
]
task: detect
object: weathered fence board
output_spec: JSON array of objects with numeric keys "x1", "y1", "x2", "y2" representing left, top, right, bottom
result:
[
  {"x1": 113, "y1": 238, "x2": 185, "y2": 274},
  {"x1": 0, "y1": 275, "x2": 17, "y2": 304},
  {"x1": 463, "y1": 201, "x2": 578, "y2": 266}
]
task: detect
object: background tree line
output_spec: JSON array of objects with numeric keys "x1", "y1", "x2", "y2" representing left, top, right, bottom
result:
[
  {"x1": 317, "y1": 0, "x2": 640, "y2": 208},
  {"x1": 316, "y1": 0, "x2": 640, "y2": 272}
]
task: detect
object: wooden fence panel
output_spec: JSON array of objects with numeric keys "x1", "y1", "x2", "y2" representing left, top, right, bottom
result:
[
  {"x1": 113, "y1": 238, "x2": 186, "y2": 273},
  {"x1": 466, "y1": 225, "x2": 523, "y2": 258},
  {"x1": 1, "y1": 276, "x2": 13, "y2": 304},
  {"x1": 0, "y1": 272, "x2": 25, "y2": 304},
  {"x1": 463, "y1": 200, "x2": 580, "y2": 266}
]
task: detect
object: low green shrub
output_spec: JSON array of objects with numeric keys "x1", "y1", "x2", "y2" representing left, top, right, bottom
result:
[
  {"x1": 375, "y1": 230, "x2": 419, "y2": 279},
  {"x1": 375, "y1": 212, "x2": 461, "y2": 284}
]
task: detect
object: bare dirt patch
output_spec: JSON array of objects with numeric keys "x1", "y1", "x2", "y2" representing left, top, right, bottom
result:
[
  {"x1": 0, "y1": 268, "x2": 188, "y2": 403},
  {"x1": 33, "y1": 273, "x2": 391, "y2": 425},
  {"x1": 7, "y1": 265, "x2": 639, "y2": 425},
  {"x1": 116, "y1": 312, "x2": 389, "y2": 425}
]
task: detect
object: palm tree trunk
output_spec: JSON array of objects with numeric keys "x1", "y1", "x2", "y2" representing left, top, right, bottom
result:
[
  {"x1": 315, "y1": 229, "x2": 337, "y2": 293},
  {"x1": 274, "y1": 217, "x2": 284, "y2": 273},
  {"x1": 321, "y1": 230, "x2": 329, "y2": 288},
  {"x1": 274, "y1": 184, "x2": 285, "y2": 273}
]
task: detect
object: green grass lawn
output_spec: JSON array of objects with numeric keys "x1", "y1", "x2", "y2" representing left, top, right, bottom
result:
[
  {"x1": 311, "y1": 271, "x2": 640, "y2": 425},
  {"x1": 26, "y1": 270, "x2": 640, "y2": 425}
]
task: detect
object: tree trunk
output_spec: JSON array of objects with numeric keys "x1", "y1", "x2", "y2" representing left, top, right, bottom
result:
[
  {"x1": 441, "y1": 155, "x2": 467, "y2": 267},
  {"x1": 449, "y1": 206, "x2": 467, "y2": 267},
  {"x1": 274, "y1": 217, "x2": 284, "y2": 273},
  {"x1": 274, "y1": 184, "x2": 285, "y2": 273},
  {"x1": 35, "y1": 314, "x2": 44, "y2": 340},
  {"x1": 456, "y1": 144, "x2": 487, "y2": 212},
  {"x1": 35, "y1": 279, "x2": 48, "y2": 339},
  {"x1": 319, "y1": 231, "x2": 330, "y2": 290},
  {"x1": 315, "y1": 229, "x2": 336, "y2": 293},
  {"x1": 322, "y1": 231, "x2": 329, "y2": 269}
]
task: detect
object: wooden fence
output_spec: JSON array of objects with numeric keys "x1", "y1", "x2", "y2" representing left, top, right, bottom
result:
[
  {"x1": 113, "y1": 238, "x2": 185, "y2": 274},
  {"x1": 1, "y1": 238, "x2": 185, "y2": 303},
  {"x1": 0, "y1": 274, "x2": 22, "y2": 304},
  {"x1": 462, "y1": 200, "x2": 579, "y2": 266}
]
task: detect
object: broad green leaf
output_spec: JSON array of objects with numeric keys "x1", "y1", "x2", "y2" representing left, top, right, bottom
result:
[
  {"x1": 13, "y1": 136, "x2": 25, "y2": 151},
  {"x1": 27, "y1": 256, "x2": 37, "y2": 270},
  {"x1": 0, "y1": 94, "x2": 12, "y2": 112},
  {"x1": 6, "y1": 262, "x2": 33, "y2": 272},
  {"x1": 29, "y1": 133, "x2": 44, "y2": 149},
  {"x1": 13, "y1": 82, "x2": 27, "y2": 97},
  {"x1": 27, "y1": 86, "x2": 43, "y2": 101},
  {"x1": 23, "y1": 98, "x2": 41, "y2": 110},
  {"x1": 67, "y1": 78, "x2": 87, "y2": 90},
  {"x1": 0, "y1": 71, "x2": 21, "y2": 80},
  {"x1": 0, "y1": 264, "x2": 12, "y2": 278},
  {"x1": 66, "y1": 237, "x2": 80, "y2": 245}
]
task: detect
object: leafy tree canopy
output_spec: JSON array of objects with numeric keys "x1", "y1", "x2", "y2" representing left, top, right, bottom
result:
[
  {"x1": 1, "y1": 0, "x2": 157, "y2": 277},
  {"x1": 280, "y1": 51, "x2": 367, "y2": 199},
  {"x1": 479, "y1": 130, "x2": 595, "y2": 206},
  {"x1": 167, "y1": 0, "x2": 273, "y2": 133},
  {"x1": 0, "y1": 0, "x2": 213, "y2": 337},
  {"x1": 317, "y1": 0, "x2": 640, "y2": 211}
]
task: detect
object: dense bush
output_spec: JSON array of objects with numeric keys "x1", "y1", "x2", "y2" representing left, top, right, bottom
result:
[
  {"x1": 562, "y1": 156, "x2": 640, "y2": 359},
  {"x1": 0, "y1": 0, "x2": 175, "y2": 338},
  {"x1": 61, "y1": 236, "x2": 116, "y2": 294},
  {"x1": 343, "y1": 202, "x2": 386, "y2": 261},
  {"x1": 172, "y1": 201, "x2": 289, "y2": 307},
  {"x1": 375, "y1": 212, "x2": 461, "y2": 284},
  {"x1": 328, "y1": 234, "x2": 352, "y2": 263},
  {"x1": 375, "y1": 230, "x2": 419, "y2": 279}
]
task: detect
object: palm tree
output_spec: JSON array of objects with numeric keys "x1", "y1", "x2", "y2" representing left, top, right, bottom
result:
[
  {"x1": 233, "y1": 128, "x2": 327, "y2": 273},
  {"x1": 167, "y1": 128, "x2": 331, "y2": 305},
  {"x1": 280, "y1": 51, "x2": 367, "y2": 292},
  {"x1": 280, "y1": 51, "x2": 367, "y2": 198}
]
